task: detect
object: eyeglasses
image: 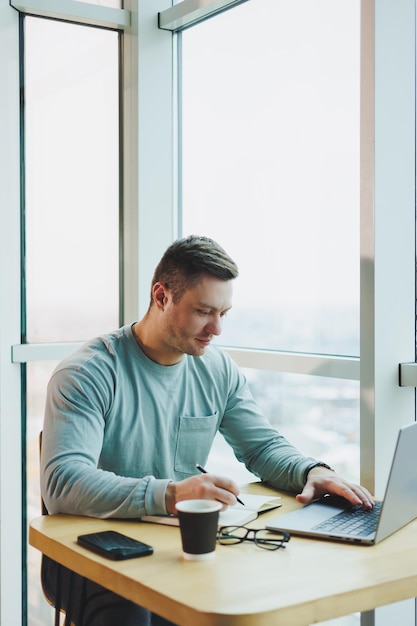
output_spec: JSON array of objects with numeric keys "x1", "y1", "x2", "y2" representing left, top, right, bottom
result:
[{"x1": 217, "y1": 526, "x2": 290, "y2": 550}]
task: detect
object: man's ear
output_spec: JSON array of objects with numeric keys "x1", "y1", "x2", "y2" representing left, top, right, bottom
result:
[{"x1": 152, "y1": 282, "x2": 168, "y2": 309}]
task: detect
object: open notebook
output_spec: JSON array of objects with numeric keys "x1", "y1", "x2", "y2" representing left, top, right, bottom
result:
[
  {"x1": 141, "y1": 493, "x2": 282, "y2": 528},
  {"x1": 267, "y1": 421, "x2": 417, "y2": 545}
]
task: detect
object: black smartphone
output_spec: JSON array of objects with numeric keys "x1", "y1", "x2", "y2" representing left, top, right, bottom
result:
[{"x1": 77, "y1": 530, "x2": 154, "y2": 560}]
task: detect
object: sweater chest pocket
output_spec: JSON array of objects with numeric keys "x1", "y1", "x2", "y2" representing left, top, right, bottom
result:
[{"x1": 174, "y1": 414, "x2": 218, "y2": 475}]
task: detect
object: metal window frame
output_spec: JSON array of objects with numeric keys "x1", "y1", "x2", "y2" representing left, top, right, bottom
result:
[
  {"x1": 158, "y1": 0, "x2": 249, "y2": 32},
  {"x1": 9, "y1": 0, "x2": 130, "y2": 30},
  {"x1": 11, "y1": 341, "x2": 360, "y2": 381},
  {"x1": 1, "y1": 5, "x2": 23, "y2": 624},
  {"x1": 360, "y1": 0, "x2": 416, "y2": 496}
]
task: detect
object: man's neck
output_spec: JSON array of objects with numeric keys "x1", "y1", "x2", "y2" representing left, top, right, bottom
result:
[{"x1": 132, "y1": 320, "x2": 183, "y2": 366}]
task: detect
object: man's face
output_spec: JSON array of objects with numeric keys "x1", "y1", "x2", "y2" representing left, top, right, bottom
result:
[{"x1": 160, "y1": 275, "x2": 233, "y2": 359}]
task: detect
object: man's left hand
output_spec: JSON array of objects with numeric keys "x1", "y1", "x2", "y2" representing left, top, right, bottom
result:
[{"x1": 296, "y1": 466, "x2": 374, "y2": 509}]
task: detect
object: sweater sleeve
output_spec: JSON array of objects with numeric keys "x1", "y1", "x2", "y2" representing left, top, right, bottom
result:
[
  {"x1": 218, "y1": 356, "x2": 317, "y2": 492},
  {"x1": 41, "y1": 364, "x2": 170, "y2": 519}
]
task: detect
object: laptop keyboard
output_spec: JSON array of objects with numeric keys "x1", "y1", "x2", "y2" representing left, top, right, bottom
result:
[{"x1": 313, "y1": 501, "x2": 382, "y2": 536}]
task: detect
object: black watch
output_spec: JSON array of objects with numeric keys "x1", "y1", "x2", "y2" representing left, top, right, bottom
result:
[{"x1": 304, "y1": 462, "x2": 334, "y2": 483}]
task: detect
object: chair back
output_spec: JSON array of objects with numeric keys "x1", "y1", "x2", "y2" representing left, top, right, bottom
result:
[{"x1": 39, "y1": 431, "x2": 48, "y2": 515}]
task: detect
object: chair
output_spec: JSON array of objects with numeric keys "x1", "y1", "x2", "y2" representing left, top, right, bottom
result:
[
  {"x1": 39, "y1": 432, "x2": 48, "y2": 516},
  {"x1": 39, "y1": 432, "x2": 79, "y2": 626},
  {"x1": 39, "y1": 433, "x2": 113, "y2": 626}
]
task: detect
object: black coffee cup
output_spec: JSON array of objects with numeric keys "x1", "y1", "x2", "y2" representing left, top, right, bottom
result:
[{"x1": 175, "y1": 500, "x2": 222, "y2": 560}]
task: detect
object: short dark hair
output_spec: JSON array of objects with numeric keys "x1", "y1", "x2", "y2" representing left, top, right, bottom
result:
[{"x1": 150, "y1": 235, "x2": 239, "y2": 304}]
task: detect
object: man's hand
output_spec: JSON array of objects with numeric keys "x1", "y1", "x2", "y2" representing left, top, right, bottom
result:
[
  {"x1": 296, "y1": 466, "x2": 374, "y2": 509},
  {"x1": 165, "y1": 474, "x2": 241, "y2": 515}
]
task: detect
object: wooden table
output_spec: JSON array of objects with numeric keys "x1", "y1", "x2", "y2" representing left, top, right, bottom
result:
[{"x1": 29, "y1": 483, "x2": 417, "y2": 626}]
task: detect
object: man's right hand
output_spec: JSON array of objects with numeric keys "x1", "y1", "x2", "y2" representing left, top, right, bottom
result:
[{"x1": 165, "y1": 473, "x2": 241, "y2": 515}]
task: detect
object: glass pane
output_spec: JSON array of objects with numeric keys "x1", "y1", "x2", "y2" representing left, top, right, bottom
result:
[
  {"x1": 25, "y1": 17, "x2": 119, "y2": 343},
  {"x1": 181, "y1": 0, "x2": 360, "y2": 356},
  {"x1": 27, "y1": 361, "x2": 60, "y2": 626}
]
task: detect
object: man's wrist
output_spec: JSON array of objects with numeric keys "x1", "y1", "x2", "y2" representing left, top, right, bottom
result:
[
  {"x1": 165, "y1": 481, "x2": 177, "y2": 515},
  {"x1": 304, "y1": 462, "x2": 335, "y2": 483}
]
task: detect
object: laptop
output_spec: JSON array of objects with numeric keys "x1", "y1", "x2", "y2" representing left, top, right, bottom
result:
[{"x1": 266, "y1": 421, "x2": 417, "y2": 545}]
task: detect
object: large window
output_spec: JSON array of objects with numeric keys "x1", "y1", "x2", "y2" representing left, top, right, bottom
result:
[
  {"x1": 181, "y1": 0, "x2": 360, "y2": 356},
  {"x1": 23, "y1": 16, "x2": 120, "y2": 625},
  {"x1": 182, "y1": 0, "x2": 360, "y2": 484},
  {"x1": 24, "y1": 17, "x2": 119, "y2": 343}
]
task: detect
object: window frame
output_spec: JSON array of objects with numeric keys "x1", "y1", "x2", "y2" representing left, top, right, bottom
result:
[{"x1": 1, "y1": 5, "x2": 23, "y2": 623}]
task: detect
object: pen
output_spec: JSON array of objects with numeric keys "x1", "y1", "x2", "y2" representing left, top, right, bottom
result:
[{"x1": 195, "y1": 463, "x2": 245, "y2": 506}]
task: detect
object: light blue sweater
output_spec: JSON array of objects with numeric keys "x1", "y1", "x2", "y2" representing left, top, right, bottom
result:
[{"x1": 41, "y1": 324, "x2": 316, "y2": 518}]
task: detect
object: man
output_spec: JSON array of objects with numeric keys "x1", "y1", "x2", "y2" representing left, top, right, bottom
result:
[{"x1": 41, "y1": 235, "x2": 373, "y2": 625}]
